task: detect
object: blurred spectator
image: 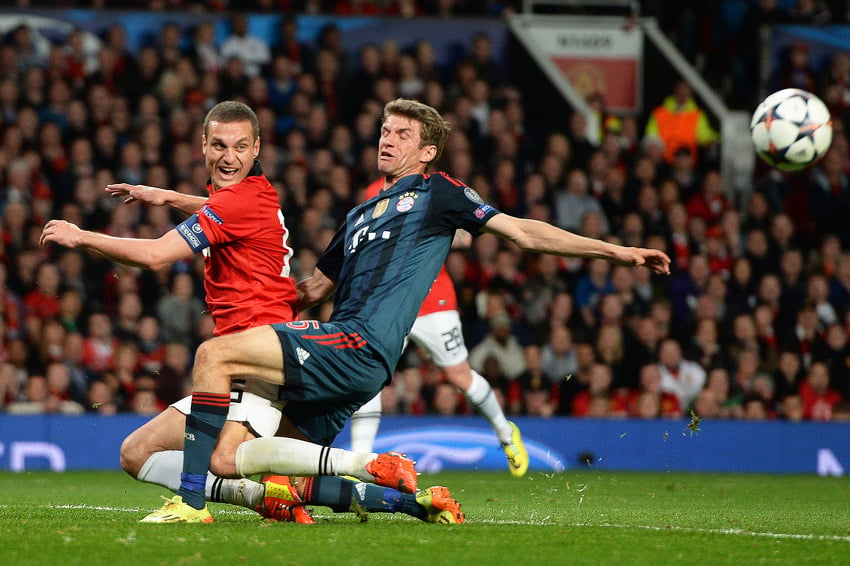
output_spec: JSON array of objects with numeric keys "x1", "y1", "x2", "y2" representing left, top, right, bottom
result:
[
  {"x1": 519, "y1": 255, "x2": 570, "y2": 333},
  {"x1": 657, "y1": 337, "x2": 706, "y2": 410},
  {"x1": 428, "y1": 380, "x2": 462, "y2": 416},
  {"x1": 808, "y1": 149, "x2": 850, "y2": 247},
  {"x1": 750, "y1": 372, "x2": 778, "y2": 417},
  {"x1": 693, "y1": 366, "x2": 742, "y2": 419},
  {"x1": 86, "y1": 378, "x2": 118, "y2": 415},
  {"x1": 626, "y1": 363, "x2": 683, "y2": 419},
  {"x1": 6, "y1": 24, "x2": 50, "y2": 70},
  {"x1": 799, "y1": 361, "x2": 843, "y2": 420},
  {"x1": 539, "y1": 324, "x2": 577, "y2": 385},
  {"x1": 155, "y1": 341, "x2": 191, "y2": 405},
  {"x1": 186, "y1": 21, "x2": 223, "y2": 75},
  {"x1": 573, "y1": 258, "x2": 613, "y2": 330},
  {"x1": 644, "y1": 79, "x2": 719, "y2": 165},
  {"x1": 517, "y1": 346, "x2": 557, "y2": 417},
  {"x1": 742, "y1": 395, "x2": 769, "y2": 420},
  {"x1": 129, "y1": 385, "x2": 166, "y2": 416},
  {"x1": 774, "y1": 349, "x2": 806, "y2": 402},
  {"x1": 780, "y1": 393, "x2": 805, "y2": 421},
  {"x1": 669, "y1": 253, "x2": 710, "y2": 334},
  {"x1": 220, "y1": 13, "x2": 271, "y2": 78},
  {"x1": 781, "y1": 300, "x2": 823, "y2": 370},
  {"x1": 554, "y1": 168, "x2": 609, "y2": 234},
  {"x1": 469, "y1": 311, "x2": 527, "y2": 381},
  {"x1": 829, "y1": 253, "x2": 850, "y2": 314},
  {"x1": 155, "y1": 272, "x2": 203, "y2": 347},
  {"x1": 813, "y1": 323, "x2": 850, "y2": 397},
  {"x1": 571, "y1": 363, "x2": 624, "y2": 417},
  {"x1": 81, "y1": 311, "x2": 118, "y2": 374},
  {"x1": 686, "y1": 170, "x2": 730, "y2": 228},
  {"x1": 685, "y1": 317, "x2": 727, "y2": 371},
  {"x1": 776, "y1": 41, "x2": 817, "y2": 92}
]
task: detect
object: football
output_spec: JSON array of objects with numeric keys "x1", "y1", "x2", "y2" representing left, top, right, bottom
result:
[{"x1": 750, "y1": 88, "x2": 833, "y2": 171}]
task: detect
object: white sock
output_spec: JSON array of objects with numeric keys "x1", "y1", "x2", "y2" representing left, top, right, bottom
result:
[
  {"x1": 137, "y1": 450, "x2": 264, "y2": 509},
  {"x1": 350, "y1": 392, "x2": 382, "y2": 453},
  {"x1": 464, "y1": 370, "x2": 514, "y2": 445},
  {"x1": 236, "y1": 437, "x2": 377, "y2": 481}
]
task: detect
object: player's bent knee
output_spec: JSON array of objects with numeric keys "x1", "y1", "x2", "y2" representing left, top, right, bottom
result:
[
  {"x1": 209, "y1": 448, "x2": 239, "y2": 478},
  {"x1": 119, "y1": 435, "x2": 147, "y2": 478},
  {"x1": 193, "y1": 339, "x2": 219, "y2": 368}
]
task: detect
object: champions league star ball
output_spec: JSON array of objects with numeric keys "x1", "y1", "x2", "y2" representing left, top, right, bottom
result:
[{"x1": 750, "y1": 88, "x2": 833, "y2": 171}]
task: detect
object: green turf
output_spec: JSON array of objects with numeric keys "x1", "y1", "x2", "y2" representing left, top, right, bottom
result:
[{"x1": 0, "y1": 470, "x2": 847, "y2": 565}]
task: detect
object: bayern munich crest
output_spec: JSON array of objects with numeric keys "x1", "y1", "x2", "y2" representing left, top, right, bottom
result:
[{"x1": 396, "y1": 192, "x2": 418, "y2": 212}]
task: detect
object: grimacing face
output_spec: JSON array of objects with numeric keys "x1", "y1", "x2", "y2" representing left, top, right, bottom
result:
[
  {"x1": 203, "y1": 119, "x2": 259, "y2": 190},
  {"x1": 377, "y1": 113, "x2": 436, "y2": 183}
]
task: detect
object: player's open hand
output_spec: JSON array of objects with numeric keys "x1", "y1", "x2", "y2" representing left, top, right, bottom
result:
[
  {"x1": 614, "y1": 247, "x2": 671, "y2": 275},
  {"x1": 40, "y1": 219, "x2": 83, "y2": 248},
  {"x1": 106, "y1": 183, "x2": 168, "y2": 206}
]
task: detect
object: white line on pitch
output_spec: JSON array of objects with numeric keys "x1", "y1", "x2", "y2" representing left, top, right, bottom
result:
[
  {"x1": 46, "y1": 505, "x2": 850, "y2": 542},
  {"x1": 476, "y1": 518, "x2": 850, "y2": 543}
]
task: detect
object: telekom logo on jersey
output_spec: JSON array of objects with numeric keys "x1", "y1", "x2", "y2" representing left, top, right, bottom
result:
[{"x1": 347, "y1": 224, "x2": 392, "y2": 255}]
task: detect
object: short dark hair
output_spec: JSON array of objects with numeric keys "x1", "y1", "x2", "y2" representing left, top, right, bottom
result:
[
  {"x1": 203, "y1": 101, "x2": 259, "y2": 141},
  {"x1": 382, "y1": 98, "x2": 451, "y2": 169}
]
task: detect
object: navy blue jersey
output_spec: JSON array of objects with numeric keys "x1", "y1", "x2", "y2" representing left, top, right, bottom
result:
[{"x1": 316, "y1": 172, "x2": 500, "y2": 369}]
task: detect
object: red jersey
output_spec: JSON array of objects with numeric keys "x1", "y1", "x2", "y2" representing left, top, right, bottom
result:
[
  {"x1": 365, "y1": 179, "x2": 457, "y2": 315},
  {"x1": 178, "y1": 166, "x2": 297, "y2": 335}
]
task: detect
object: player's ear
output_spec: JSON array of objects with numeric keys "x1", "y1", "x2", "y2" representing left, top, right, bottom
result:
[
  {"x1": 421, "y1": 144, "x2": 437, "y2": 165},
  {"x1": 253, "y1": 136, "x2": 261, "y2": 158}
]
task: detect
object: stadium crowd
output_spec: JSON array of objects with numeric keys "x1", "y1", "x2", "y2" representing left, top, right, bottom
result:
[{"x1": 0, "y1": 3, "x2": 850, "y2": 425}]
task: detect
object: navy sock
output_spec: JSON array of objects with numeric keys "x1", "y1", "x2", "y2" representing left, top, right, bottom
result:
[
  {"x1": 302, "y1": 477, "x2": 427, "y2": 520},
  {"x1": 176, "y1": 392, "x2": 229, "y2": 509}
]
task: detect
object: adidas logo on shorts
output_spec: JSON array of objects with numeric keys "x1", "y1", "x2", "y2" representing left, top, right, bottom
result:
[{"x1": 296, "y1": 347, "x2": 311, "y2": 365}]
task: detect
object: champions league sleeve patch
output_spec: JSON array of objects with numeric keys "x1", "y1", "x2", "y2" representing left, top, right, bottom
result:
[
  {"x1": 474, "y1": 204, "x2": 494, "y2": 219},
  {"x1": 176, "y1": 214, "x2": 211, "y2": 252},
  {"x1": 200, "y1": 205, "x2": 224, "y2": 225}
]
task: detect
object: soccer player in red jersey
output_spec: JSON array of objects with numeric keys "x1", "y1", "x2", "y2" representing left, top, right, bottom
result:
[
  {"x1": 40, "y1": 101, "x2": 307, "y2": 518},
  {"x1": 350, "y1": 179, "x2": 529, "y2": 477}
]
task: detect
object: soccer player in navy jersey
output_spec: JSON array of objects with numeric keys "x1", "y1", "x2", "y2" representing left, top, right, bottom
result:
[
  {"x1": 143, "y1": 98, "x2": 670, "y2": 523},
  {"x1": 351, "y1": 178, "x2": 529, "y2": 478}
]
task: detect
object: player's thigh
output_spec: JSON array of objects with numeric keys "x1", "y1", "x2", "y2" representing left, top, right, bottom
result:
[
  {"x1": 199, "y1": 325, "x2": 286, "y2": 385},
  {"x1": 409, "y1": 310, "x2": 469, "y2": 367}
]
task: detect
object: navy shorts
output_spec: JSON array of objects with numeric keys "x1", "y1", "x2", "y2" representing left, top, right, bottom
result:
[{"x1": 272, "y1": 320, "x2": 390, "y2": 446}]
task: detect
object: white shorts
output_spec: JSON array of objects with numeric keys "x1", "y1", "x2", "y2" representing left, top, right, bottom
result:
[
  {"x1": 170, "y1": 380, "x2": 284, "y2": 438},
  {"x1": 408, "y1": 310, "x2": 469, "y2": 368}
]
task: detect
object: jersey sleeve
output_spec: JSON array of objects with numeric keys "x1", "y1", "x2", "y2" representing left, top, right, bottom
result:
[
  {"x1": 315, "y1": 222, "x2": 347, "y2": 282},
  {"x1": 181, "y1": 184, "x2": 262, "y2": 250},
  {"x1": 429, "y1": 173, "x2": 501, "y2": 235}
]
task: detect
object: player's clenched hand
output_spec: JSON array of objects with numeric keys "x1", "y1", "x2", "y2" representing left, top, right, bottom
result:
[
  {"x1": 106, "y1": 183, "x2": 168, "y2": 206},
  {"x1": 612, "y1": 247, "x2": 671, "y2": 275},
  {"x1": 40, "y1": 219, "x2": 83, "y2": 248}
]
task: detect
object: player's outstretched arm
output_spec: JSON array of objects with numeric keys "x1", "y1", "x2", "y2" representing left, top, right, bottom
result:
[
  {"x1": 483, "y1": 214, "x2": 671, "y2": 275},
  {"x1": 40, "y1": 220, "x2": 194, "y2": 271},
  {"x1": 106, "y1": 183, "x2": 208, "y2": 216}
]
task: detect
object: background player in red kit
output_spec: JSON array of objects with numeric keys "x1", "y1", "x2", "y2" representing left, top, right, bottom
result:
[{"x1": 349, "y1": 179, "x2": 529, "y2": 477}]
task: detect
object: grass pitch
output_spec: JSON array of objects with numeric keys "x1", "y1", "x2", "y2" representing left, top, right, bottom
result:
[{"x1": 0, "y1": 469, "x2": 847, "y2": 565}]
